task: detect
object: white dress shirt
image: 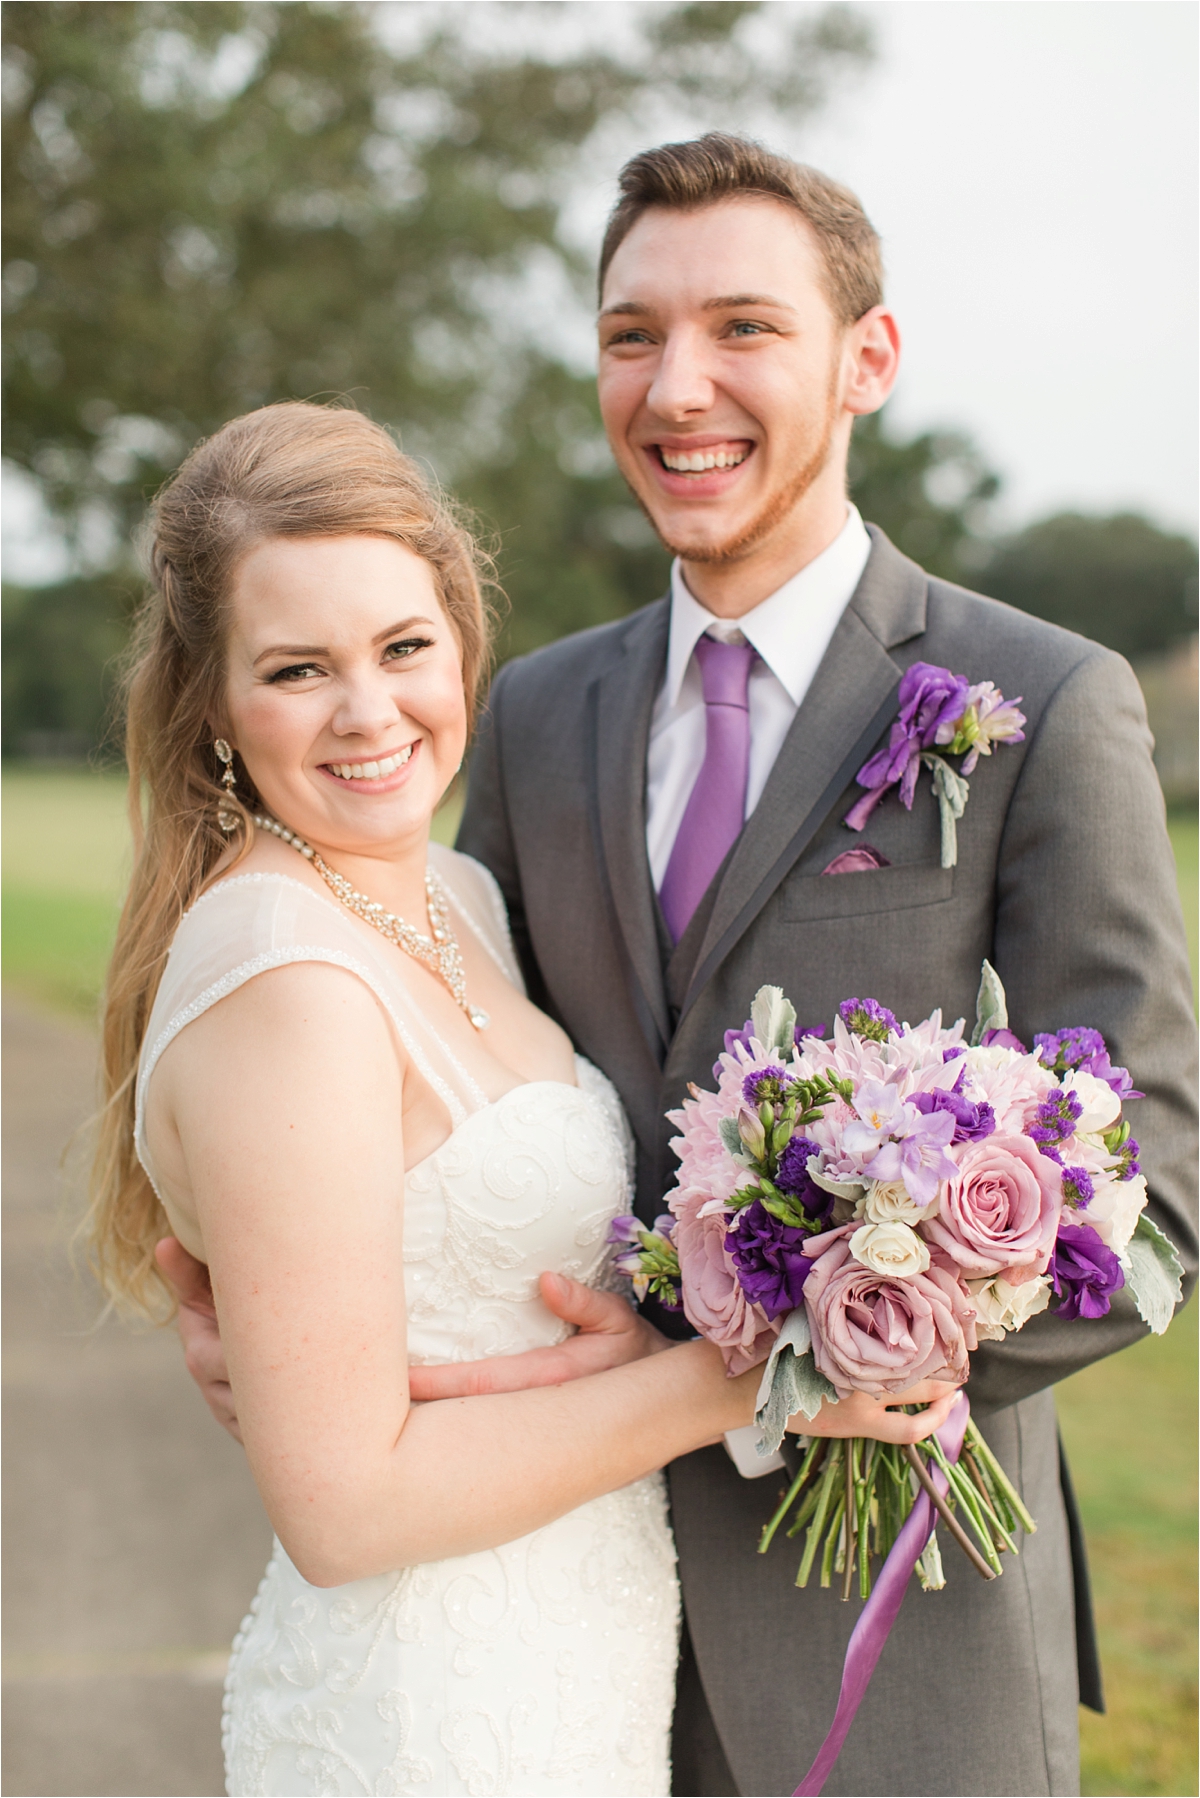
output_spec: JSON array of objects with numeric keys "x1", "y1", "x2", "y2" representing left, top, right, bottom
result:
[{"x1": 645, "y1": 505, "x2": 873, "y2": 887}]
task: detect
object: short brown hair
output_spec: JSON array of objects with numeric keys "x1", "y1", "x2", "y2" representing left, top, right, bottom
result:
[{"x1": 599, "y1": 132, "x2": 883, "y2": 326}]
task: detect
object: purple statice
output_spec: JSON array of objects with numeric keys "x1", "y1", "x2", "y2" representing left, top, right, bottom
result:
[
  {"x1": 775, "y1": 1135, "x2": 834, "y2": 1221},
  {"x1": 838, "y1": 997, "x2": 898, "y2": 1043},
  {"x1": 1112, "y1": 1137, "x2": 1141, "y2": 1181},
  {"x1": 1028, "y1": 1090, "x2": 1083, "y2": 1157},
  {"x1": 1033, "y1": 1028, "x2": 1144, "y2": 1100},
  {"x1": 1061, "y1": 1166, "x2": 1095, "y2": 1208},
  {"x1": 743, "y1": 1065, "x2": 791, "y2": 1107},
  {"x1": 911, "y1": 1086, "x2": 996, "y2": 1143},
  {"x1": 725, "y1": 1200, "x2": 813, "y2": 1320},
  {"x1": 943, "y1": 1045, "x2": 967, "y2": 1063},
  {"x1": 1034, "y1": 1026, "x2": 1106, "y2": 1072},
  {"x1": 1049, "y1": 1223, "x2": 1125, "y2": 1320}
]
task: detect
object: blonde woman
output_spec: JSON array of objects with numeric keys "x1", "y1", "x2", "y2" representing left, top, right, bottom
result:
[{"x1": 92, "y1": 402, "x2": 955, "y2": 1797}]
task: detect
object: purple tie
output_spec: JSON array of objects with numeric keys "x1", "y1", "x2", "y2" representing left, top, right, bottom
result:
[{"x1": 659, "y1": 634, "x2": 756, "y2": 943}]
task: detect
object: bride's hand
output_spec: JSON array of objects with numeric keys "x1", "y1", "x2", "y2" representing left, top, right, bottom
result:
[
  {"x1": 792, "y1": 1378, "x2": 961, "y2": 1446},
  {"x1": 406, "y1": 1274, "x2": 672, "y2": 1400}
]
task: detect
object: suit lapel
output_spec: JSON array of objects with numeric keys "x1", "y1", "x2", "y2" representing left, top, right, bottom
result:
[
  {"x1": 680, "y1": 530, "x2": 928, "y2": 1021},
  {"x1": 587, "y1": 601, "x2": 672, "y2": 1058}
]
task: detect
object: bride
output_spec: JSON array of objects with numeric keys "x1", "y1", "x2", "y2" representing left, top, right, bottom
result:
[{"x1": 90, "y1": 401, "x2": 957, "y2": 1798}]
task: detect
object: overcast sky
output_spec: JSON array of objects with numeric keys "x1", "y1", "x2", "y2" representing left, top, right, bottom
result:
[
  {"x1": 790, "y1": 0, "x2": 1198, "y2": 534},
  {"x1": 4, "y1": 0, "x2": 1196, "y2": 582}
]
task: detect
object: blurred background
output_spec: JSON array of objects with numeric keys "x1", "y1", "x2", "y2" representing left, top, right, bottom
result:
[{"x1": 2, "y1": 3, "x2": 1195, "y2": 1794}]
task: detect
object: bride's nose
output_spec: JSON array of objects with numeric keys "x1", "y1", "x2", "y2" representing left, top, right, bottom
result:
[{"x1": 329, "y1": 668, "x2": 404, "y2": 740}]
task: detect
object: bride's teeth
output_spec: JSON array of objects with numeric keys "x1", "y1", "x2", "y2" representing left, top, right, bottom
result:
[
  {"x1": 331, "y1": 746, "x2": 415, "y2": 781},
  {"x1": 362, "y1": 761, "x2": 380, "y2": 779}
]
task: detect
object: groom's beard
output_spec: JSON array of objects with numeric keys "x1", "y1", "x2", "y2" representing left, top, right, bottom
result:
[{"x1": 631, "y1": 367, "x2": 842, "y2": 568}]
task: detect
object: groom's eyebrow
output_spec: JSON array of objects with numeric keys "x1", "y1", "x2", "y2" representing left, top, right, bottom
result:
[{"x1": 599, "y1": 293, "x2": 794, "y2": 318}]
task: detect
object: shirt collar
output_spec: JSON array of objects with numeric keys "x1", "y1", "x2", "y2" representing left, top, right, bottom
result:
[{"x1": 663, "y1": 505, "x2": 872, "y2": 709}]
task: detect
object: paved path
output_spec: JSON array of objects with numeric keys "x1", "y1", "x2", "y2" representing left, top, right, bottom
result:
[{"x1": 2, "y1": 999, "x2": 272, "y2": 1797}]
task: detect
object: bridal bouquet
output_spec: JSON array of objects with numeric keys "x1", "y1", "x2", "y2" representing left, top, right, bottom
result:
[{"x1": 611, "y1": 965, "x2": 1182, "y2": 1598}]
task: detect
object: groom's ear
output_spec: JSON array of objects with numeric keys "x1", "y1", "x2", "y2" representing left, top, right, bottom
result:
[{"x1": 841, "y1": 306, "x2": 901, "y2": 418}]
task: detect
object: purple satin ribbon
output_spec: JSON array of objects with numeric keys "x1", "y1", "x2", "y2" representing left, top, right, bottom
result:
[{"x1": 793, "y1": 1393, "x2": 971, "y2": 1797}]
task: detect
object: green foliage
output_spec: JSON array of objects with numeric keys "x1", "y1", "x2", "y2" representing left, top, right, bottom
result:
[
  {"x1": 979, "y1": 512, "x2": 1198, "y2": 660},
  {"x1": 848, "y1": 409, "x2": 1000, "y2": 585},
  {"x1": 1, "y1": 573, "x2": 136, "y2": 757}
]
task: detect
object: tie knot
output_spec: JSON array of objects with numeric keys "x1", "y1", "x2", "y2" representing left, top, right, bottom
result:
[{"x1": 693, "y1": 633, "x2": 755, "y2": 710}]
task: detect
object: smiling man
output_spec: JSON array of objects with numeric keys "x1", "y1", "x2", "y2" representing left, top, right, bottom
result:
[
  {"x1": 169, "y1": 134, "x2": 1197, "y2": 1796},
  {"x1": 453, "y1": 135, "x2": 1197, "y2": 1796}
]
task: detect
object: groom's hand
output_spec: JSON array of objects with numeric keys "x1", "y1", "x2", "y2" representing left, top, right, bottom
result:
[
  {"x1": 406, "y1": 1273, "x2": 671, "y2": 1400},
  {"x1": 155, "y1": 1238, "x2": 243, "y2": 1443}
]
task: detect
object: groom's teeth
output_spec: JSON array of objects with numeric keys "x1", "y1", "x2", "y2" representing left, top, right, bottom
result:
[
  {"x1": 331, "y1": 747, "x2": 413, "y2": 782},
  {"x1": 660, "y1": 446, "x2": 749, "y2": 473}
]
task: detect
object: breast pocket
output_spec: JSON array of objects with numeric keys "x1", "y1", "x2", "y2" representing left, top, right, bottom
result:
[{"x1": 778, "y1": 862, "x2": 955, "y2": 923}]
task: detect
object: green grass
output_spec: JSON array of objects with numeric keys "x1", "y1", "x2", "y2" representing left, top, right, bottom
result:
[{"x1": 3, "y1": 768, "x2": 1197, "y2": 1795}]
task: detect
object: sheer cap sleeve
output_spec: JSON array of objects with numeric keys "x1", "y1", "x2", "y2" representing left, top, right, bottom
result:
[{"x1": 134, "y1": 872, "x2": 493, "y2": 1198}]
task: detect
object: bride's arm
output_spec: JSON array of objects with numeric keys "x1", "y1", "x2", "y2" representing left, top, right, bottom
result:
[{"x1": 157, "y1": 960, "x2": 758, "y2": 1588}]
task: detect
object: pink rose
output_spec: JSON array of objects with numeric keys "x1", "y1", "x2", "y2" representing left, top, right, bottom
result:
[
  {"x1": 803, "y1": 1227, "x2": 976, "y2": 1399},
  {"x1": 673, "y1": 1193, "x2": 779, "y2": 1376},
  {"x1": 923, "y1": 1134, "x2": 1062, "y2": 1280}
]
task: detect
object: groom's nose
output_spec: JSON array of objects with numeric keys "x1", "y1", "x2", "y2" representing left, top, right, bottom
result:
[{"x1": 645, "y1": 323, "x2": 717, "y2": 420}]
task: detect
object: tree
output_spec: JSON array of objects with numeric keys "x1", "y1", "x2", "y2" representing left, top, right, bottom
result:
[
  {"x1": 847, "y1": 410, "x2": 999, "y2": 588},
  {"x1": 2, "y1": 0, "x2": 872, "y2": 664},
  {"x1": 979, "y1": 512, "x2": 1198, "y2": 660}
]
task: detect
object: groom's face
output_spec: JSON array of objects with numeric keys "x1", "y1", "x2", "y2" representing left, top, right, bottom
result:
[{"x1": 597, "y1": 196, "x2": 853, "y2": 566}]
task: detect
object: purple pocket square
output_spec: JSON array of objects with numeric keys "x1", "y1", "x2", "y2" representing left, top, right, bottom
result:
[{"x1": 821, "y1": 845, "x2": 892, "y2": 875}]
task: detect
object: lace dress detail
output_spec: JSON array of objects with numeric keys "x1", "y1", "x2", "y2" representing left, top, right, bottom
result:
[{"x1": 134, "y1": 845, "x2": 679, "y2": 1797}]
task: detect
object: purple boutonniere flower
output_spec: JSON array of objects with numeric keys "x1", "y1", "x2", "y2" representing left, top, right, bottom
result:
[{"x1": 844, "y1": 661, "x2": 1025, "y2": 868}]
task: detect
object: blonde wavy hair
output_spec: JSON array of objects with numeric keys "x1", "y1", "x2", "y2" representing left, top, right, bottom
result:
[{"x1": 89, "y1": 401, "x2": 495, "y2": 1318}]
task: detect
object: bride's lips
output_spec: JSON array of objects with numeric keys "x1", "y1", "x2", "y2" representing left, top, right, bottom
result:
[
  {"x1": 318, "y1": 741, "x2": 421, "y2": 794},
  {"x1": 640, "y1": 435, "x2": 756, "y2": 499}
]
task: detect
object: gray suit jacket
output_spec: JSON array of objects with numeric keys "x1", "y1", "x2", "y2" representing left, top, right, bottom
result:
[{"x1": 458, "y1": 528, "x2": 1198, "y2": 1796}]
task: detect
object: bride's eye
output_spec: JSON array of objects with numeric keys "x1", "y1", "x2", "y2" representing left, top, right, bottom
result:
[
  {"x1": 383, "y1": 636, "x2": 433, "y2": 663},
  {"x1": 266, "y1": 662, "x2": 324, "y2": 684}
]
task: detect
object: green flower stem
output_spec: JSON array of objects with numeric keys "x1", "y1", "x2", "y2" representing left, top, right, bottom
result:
[
  {"x1": 841, "y1": 1438, "x2": 857, "y2": 1601},
  {"x1": 933, "y1": 1451, "x2": 1005, "y2": 1574},
  {"x1": 903, "y1": 1443, "x2": 998, "y2": 1581},
  {"x1": 957, "y1": 1447, "x2": 1019, "y2": 1555},
  {"x1": 820, "y1": 1491, "x2": 847, "y2": 1589},
  {"x1": 758, "y1": 1436, "x2": 826, "y2": 1556},
  {"x1": 965, "y1": 1420, "x2": 1036, "y2": 1534},
  {"x1": 785, "y1": 1477, "x2": 824, "y2": 1540},
  {"x1": 796, "y1": 1444, "x2": 843, "y2": 1588}
]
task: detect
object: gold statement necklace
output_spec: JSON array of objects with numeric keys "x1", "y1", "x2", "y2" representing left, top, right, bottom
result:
[{"x1": 253, "y1": 814, "x2": 490, "y2": 1031}]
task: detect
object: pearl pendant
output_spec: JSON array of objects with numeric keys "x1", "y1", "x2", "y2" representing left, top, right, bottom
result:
[{"x1": 469, "y1": 1006, "x2": 491, "y2": 1031}]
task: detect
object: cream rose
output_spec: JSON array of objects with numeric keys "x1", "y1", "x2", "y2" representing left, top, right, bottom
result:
[
  {"x1": 1061, "y1": 1069, "x2": 1122, "y2": 1136},
  {"x1": 1084, "y1": 1173, "x2": 1148, "y2": 1260},
  {"x1": 862, "y1": 1179, "x2": 937, "y2": 1225},
  {"x1": 849, "y1": 1220, "x2": 931, "y2": 1279},
  {"x1": 966, "y1": 1273, "x2": 1051, "y2": 1341}
]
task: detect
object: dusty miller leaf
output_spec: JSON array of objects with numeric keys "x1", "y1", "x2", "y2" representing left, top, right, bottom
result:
[
  {"x1": 753, "y1": 1311, "x2": 836, "y2": 1452},
  {"x1": 1124, "y1": 1214, "x2": 1184, "y2": 1336},
  {"x1": 750, "y1": 985, "x2": 797, "y2": 1057},
  {"x1": 970, "y1": 959, "x2": 1009, "y2": 1046}
]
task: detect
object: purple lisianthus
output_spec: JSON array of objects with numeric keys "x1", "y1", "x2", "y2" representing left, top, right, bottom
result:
[
  {"x1": 743, "y1": 1065, "x2": 791, "y2": 1106},
  {"x1": 1049, "y1": 1222, "x2": 1124, "y2": 1320},
  {"x1": 838, "y1": 997, "x2": 898, "y2": 1042},
  {"x1": 795, "y1": 1022, "x2": 827, "y2": 1044},
  {"x1": 854, "y1": 664, "x2": 972, "y2": 812},
  {"x1": 775, "y1": 1134, "x2": 834, "y2": 1220},
  {"x1": 718, "y1": 1019, "x2": 755, "y2": 1075},
  {"x1": 1080, "y1": 1050, "x2": 1143, "y2": 1102},
  {"x1": 911, "y1": 1086, "x2": 996, "y2": 1143},
  {"x1": 982, "y1": 1026, "x2": 1027, "y2": 1053},
  {"x1": 1061, "y1": 1166, "x2": 1095, "y2": 1208},
  {"x1": 725, "y1": 1200, "x2": 813, "y2": 1320}
]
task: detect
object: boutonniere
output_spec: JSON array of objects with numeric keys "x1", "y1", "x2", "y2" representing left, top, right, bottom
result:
[{"x1": 844, "y1": 662, "x2": 1026, "y2": 867}]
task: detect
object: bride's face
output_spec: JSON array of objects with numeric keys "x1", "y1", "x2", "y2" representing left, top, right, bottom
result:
[{"x1": 221, "y1": 534, "x2": 468, "y2": 855}]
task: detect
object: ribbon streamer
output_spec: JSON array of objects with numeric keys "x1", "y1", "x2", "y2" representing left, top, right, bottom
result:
[{"x1": 793, "y1": 1392, "x2": 972, "y2": 1797}]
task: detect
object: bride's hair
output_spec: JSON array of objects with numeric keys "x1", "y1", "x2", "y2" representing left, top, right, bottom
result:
[{"x1": 89, "y1": 400, "x2": 495, "y2": 1316}]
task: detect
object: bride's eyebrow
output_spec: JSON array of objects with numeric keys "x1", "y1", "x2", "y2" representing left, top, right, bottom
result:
[{"x1": 252, "y1": 617, "x2": 439, "y2": 668}]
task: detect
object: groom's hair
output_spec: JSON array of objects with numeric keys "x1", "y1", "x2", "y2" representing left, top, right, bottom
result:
[{"x1": 598, "y1": 132, "x2": 883, "y2": 326}]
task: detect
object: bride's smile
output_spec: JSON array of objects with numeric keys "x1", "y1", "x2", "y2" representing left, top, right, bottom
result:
[{"x1": 220, "y1": 534, "x2": 470, "y2": 898}]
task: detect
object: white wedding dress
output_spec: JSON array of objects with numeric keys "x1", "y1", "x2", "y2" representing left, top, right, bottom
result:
[{"x1": 135, "y1": 844, "x2": 680, "y2": 1797}]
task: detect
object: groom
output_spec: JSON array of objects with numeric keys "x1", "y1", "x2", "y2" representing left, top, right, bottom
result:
[{"x1": 172, "y1": 136, "x2": 1197, "y2": 1794}]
